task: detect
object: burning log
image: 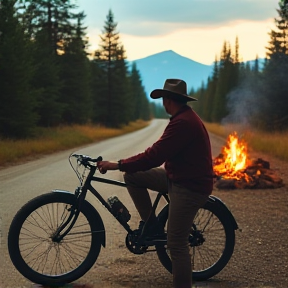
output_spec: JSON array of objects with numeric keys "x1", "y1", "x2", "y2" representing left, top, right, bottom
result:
[
  {"x1": 213, "y1": 132, "x2": 284, "y2": 190},
  {"x1": 215, "y1": 158, "x2": 284, "y2": 189}
]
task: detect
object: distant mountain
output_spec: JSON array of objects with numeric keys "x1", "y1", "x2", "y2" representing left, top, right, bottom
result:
[
  {"x1": 128, "y1": 50, "x2": 266, "y2": 100},
  {"x1": 129, "y1": 50, "x2": 214, "y2": 98}
]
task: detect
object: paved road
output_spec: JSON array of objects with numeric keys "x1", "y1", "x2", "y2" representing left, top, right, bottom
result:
[{"x1": 0, "y1": 119, "x2": 228, "y2": 288}]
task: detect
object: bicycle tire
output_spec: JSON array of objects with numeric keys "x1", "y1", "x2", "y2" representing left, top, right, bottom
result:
[
  {"x1": 156, "y1": 200, "x2": 235, "y2": 281},
  {"x1": 8, "y1": 192, "x2": 103, "y2": 286}
]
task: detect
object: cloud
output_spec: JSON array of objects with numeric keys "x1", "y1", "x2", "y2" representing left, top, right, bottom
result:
[
  {"x1": 77, "y1": 0, "x2": 277, "y2": 63},
  {"x1": 79, "y1": 0, "x2": 279, "y2": 36},
  {"x1": 119, "y1": 19, "x2": 272, "y2": 63}
]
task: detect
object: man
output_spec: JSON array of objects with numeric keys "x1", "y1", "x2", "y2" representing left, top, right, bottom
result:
[{"x1": 97, "y1": 79, "x2": 214, "y2": 288}]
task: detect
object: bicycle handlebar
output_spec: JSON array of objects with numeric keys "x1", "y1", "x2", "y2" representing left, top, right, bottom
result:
[{"x1": 71, "y1": 154, "x2": 103, "y2": 167}]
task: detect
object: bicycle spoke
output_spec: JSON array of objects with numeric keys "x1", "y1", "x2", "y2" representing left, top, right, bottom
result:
[
  {"x1": 28, "y1": 243, "x2": 53, "y2": 270},
  {"x1": 61, "y1": 242, "x2": 85, "y2": 264},
  {"x1": 33, "y1": 209, "x2": 54, "y2": 232},
  {"x1": 24, "y1": 215, "x2": 51, "y2": 235},
  {"x1": 18, "y1": 201, "x2": 93, "y2": 277},
  {"x1": 63, "y1": 240, "x2": 91, "y2": 250},
  {"x1": 191, "y1": 209, "x2": 226, "y2": 272},
  {"x1": 39, "y1": 245, "x2": 54, "y2": 274},
  {"x1": 19, "y1": 231, "x2": 47, "y2": 241}
]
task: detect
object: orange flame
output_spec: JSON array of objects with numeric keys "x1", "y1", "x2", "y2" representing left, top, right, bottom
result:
[{"x1": 213, "y1": 132, "x2": 251, "y2": 181}]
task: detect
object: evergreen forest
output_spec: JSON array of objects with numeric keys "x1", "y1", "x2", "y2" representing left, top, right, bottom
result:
[
  {"x1": 190, "y1": 0, "x2": 288, "y2": 132},
  {"x1": 0, "y1": 1, "x2": 156, "y2": 138},
  {"x1": 0, "y1": 0, "x2": 287, "y2": 139}
]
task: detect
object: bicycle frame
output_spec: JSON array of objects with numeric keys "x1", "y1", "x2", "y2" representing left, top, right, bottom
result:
[
  {"x1": 53, "y1": 161, "x2": 170, "y2": 243},
  {"x1": 88, "y1": 165, "x2": 169, "y2": 229},
  {"x1": 8, "y1": 153, "x2": 239, "y2": 285}
]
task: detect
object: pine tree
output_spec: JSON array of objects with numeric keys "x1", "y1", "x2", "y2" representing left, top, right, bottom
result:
[
  {"x1": 259, "y1": 58, "x2": 288, "y2": 130},
  {"x1": 253, "y1": 55, "x2": 259, "y2": 73},
  {"x1": 94, "y1": 9, "x2": 131, "y2": 127},
  {"x1": 223, "y1": 55, "x2": 261, "y2": 126},
  {"x1": 129, "y1": 63, "x2": 150, "y2": 121},
  {"x1": 203, "y1": 57, "x2": 218, "y2": 122},
  {"x1": 97, "y1": 9, "x2": 119, "y2": 126},
  {"x1": 17, "y1": 0, "x2": 89, "y2": 125},
  {"x1": 260, "y1": 0, "x2": 288, "y2": 130},
  {"x1": 233, "y1": 36, "x2": 240, "y2": 88},
  {"x1": 211, "y1": 42, "x2": 232, "y2": 122},
  {"x1": 90, "y1": 58, "x2": 107, "y2": 124},
  {"x1": 17, "y1": 0, "x2": 79, "y2": 55},
  {"x1": 0, "y1": 0, "x2": 38, "y2": 137},
  {"x1": 140, "y1": 96, "x2": 151, "y2": 121},
  {"x1": 150, "y1": 102, "x2": 168, "y2": 119},
  {"x1": 189, "y1": 56, "x2": 219, "y2": 123},
  {"x1": 267, "y1": 0, "x2": 288, "y2": 57},
  {"x1": 59, "y1": 11, "x2": 92, "y2": 124},
  {"x1": 192, "y1": 82, "x2": 206, "y2": 118},
  {"x1": 32, "y1": 27, "x2": 63, "y2": 126},
  {"x1": 111, "y1": 46, "x2": 131, "y2": 126},
  {"x1": 211, "y1": 40, "x2": 240, "y2": 122}
]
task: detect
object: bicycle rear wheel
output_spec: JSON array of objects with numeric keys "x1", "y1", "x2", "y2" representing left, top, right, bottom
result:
[
  {"x1": 8, "y1": 192, "x2": 103, "y2": 286},
  {"x1": 156, "y1": 200, "x2": 235, "y2": 281}
]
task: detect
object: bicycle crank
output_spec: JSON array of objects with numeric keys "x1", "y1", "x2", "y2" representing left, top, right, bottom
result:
[{"x1": 125, "y1": 232, "x2": 149, "y2": 254}]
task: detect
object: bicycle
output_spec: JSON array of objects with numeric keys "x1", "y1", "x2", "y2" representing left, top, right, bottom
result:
[{"x1": 8, "y1": 153, "x2": 239, "y2": 286}]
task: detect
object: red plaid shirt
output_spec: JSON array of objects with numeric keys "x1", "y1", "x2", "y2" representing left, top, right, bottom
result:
[{"x1": 120, "y1": 105, "x2": 213, "y2": 194}]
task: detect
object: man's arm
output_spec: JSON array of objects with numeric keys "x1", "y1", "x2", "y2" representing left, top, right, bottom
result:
[{"x1": 97, "y1": 117, "x2": 190, "y2": 174}]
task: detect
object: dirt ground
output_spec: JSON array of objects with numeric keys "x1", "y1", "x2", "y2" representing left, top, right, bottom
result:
[
  {"x1": 1, "y1": 146, "x2": 288, "y2": 288},
  {"x1": 43, "y1": 150, "x2": 288, "y2": 288},
  {"x1": 84, "y1": 152, "x2": 288, "y2": 288}
]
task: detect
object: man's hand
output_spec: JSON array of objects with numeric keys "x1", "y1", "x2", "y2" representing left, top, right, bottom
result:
[{"x1": 97, "y1": 161, "x2": 119, "y2": 174}]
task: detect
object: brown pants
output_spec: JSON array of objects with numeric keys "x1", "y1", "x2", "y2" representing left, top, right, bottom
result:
[{"x1": 124, "y1": 168, "x2": 209, "y2": 288}]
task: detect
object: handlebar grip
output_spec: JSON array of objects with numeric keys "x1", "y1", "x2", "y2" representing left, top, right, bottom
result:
[
  {"x1": 88, "y1": 156, "x2": 102, "y2": 163},
  {"x1": 96, "y1": 156, "x2": 107, "y2": 174},
  {"x1": 99, "y1": 169, "x2": 107, "y2": 174}
]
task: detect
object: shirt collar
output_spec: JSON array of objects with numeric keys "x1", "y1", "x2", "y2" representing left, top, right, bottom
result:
[{"x1": 170, "y1": 105, "x2": 190, "y2": 120}]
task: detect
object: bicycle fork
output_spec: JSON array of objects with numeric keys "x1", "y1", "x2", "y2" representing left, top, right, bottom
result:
[{"x1": 51, "y1": 187, "x2": 84, "y2": 243}]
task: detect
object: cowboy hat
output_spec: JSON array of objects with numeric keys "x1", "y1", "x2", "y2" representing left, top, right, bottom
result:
[{"x1": 150, "y1": 79, "x2": 197, "y2": 102}]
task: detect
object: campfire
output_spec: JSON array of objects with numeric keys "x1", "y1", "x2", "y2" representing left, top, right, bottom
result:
[{"x1": 213, "y1": 132, "x2": 284, "y2": 189}]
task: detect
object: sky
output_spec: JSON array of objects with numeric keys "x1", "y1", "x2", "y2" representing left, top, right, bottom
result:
[{"x1": 75, "y1": 0, "x2": 280, "y2": 65}]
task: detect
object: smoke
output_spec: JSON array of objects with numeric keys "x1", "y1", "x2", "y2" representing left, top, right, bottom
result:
[
  {"x1": 223, "y1": 55, "x2": 288, "y2": 131},
  {"x1": 222, "y1": 77, "x2": 262, "y2": 128}
]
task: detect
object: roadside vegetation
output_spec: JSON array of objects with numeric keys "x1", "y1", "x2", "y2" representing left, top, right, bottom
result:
[
  {"x1": 1, "y1": 120, "x2": 288, "y2": 167},
  {"x1": 204, "y1": 122, "x2": 288, "y2": 162},
  {"x1": 0, "y1": 120, "x2": 149, "y2": 167}
]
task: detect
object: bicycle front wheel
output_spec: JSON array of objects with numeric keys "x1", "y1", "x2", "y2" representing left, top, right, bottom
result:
[
  {"x1": 8, "y1": 192, "x2": 103, "y2": 286},
  {"x1": 156, "y1": 200, "x2": 235, "y2": 281}
]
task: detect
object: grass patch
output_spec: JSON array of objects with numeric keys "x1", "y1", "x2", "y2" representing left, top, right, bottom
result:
[
  {"x1": 244, "y1": 130, "x2": 288, "y2": 162},
  {"x1": 204, "y1": 122, "x2": 288, "y2": 162},
  {"x1": 0, "y1": 120, "x2": 149, "y2": 166},
  {"x1": 1, "y1": 120, "x2": 287, "y2": 166}
]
